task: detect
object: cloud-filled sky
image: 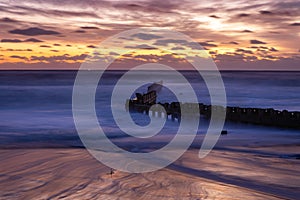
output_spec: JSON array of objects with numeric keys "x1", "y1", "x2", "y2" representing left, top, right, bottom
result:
[{"x1": 0, "y1": 0, "x2": 299, "y2": 70}]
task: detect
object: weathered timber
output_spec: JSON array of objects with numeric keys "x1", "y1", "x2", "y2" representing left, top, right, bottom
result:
[{"x1": 125, "y1": 89, "x2": 300, "y2": 129}]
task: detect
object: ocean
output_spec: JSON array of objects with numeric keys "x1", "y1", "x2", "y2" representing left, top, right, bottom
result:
[{"x1": 0, "y1": 70, "x2": 299, "y2": 148}]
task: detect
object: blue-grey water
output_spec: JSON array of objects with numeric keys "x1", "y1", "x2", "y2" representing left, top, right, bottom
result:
[{"x1": 0, "y1": 70, "x2": 299, "y2": 148}]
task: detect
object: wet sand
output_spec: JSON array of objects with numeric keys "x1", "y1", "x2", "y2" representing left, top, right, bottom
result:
[{"x1": 1, "y1": 146, "x2": 299, "y2": 200}]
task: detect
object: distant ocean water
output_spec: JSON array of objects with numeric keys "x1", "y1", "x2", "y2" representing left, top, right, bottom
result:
[{"x1": 0, "y1": 70, "x2": 299, "y2": 147}]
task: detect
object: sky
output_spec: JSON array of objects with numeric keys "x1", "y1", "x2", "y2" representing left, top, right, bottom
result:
[{"x1": 0, "y1": 0, "x2": 299, "y2": 70}]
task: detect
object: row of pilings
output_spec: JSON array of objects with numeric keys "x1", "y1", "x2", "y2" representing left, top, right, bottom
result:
[{"x1": 126, "y1": 100, "x2": 300, "y2": 129}]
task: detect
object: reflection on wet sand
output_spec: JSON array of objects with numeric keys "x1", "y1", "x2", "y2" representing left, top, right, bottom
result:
[{"x1": 1, "y1": 146, "x2": 299, "y2": 200}]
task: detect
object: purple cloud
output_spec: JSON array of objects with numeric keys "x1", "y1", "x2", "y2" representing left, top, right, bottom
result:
[
  {"x1": 171, "y1": 46, "x2": 185, "y2": 50},
  {"x1": 242, "y1": 30, "x2": 253, "y2": 33},
  {"x1": 87, "y1": 45, "x2": 96, "y2": 48},
  {"x1": 6, "y1": 48, "x2": 32, "y2": 51},
  {"x1": 199, "y1": 42, "x2": 218, "y2": 47},
  {"x1": 250, "y1": 40, "x2": 267, "y2": 44},
  {"x1": 9, "y1": 27, "x2": 60, "y2": 36},
  {"x1": 131, "y1": 33, "x2": 163, "y2": 40},
  {"x1": 74, "y1": 30, "x2": 86, "y2": 33},
  {"x1": 228, "y1": 41, "x2": 239, "y2": 45},
  {"x1": 236, "y1": 48, "x2": 253, "y2": 54},
  {"x1": 124, "y1": 44, "x2": 156, "y2": 49},
  {"x1": 25, "y1": 38, "x2": 43, "y2": 42},
  {"x1": 80, "y1": 26, "x2": 99, "y2": 29},
  {"x1": 260, "y1": 10, "x2": 273, "y2": 15},
  {"x1": 1, "y1": 39, "x2": 23, "y2": 43},
  {"x1": 0, "y1": 17, "x2": 18, "y2": 22},
  {"x1": 40, "y1": 45, "x2": 52, "y2": 48},
  {"x1": 237, "y1": 13, "x2": 250, "y2": 17},
  {"x1": 10, "y1": 55, "x2": 27, "y2": 60},
  {"x1": 1, "y1": 38, "x2": 43, "y2": 43},
  {"x1": 209, "y1": 15, "x2": 220, "y2": 19},
  {"x1": 290, "y1": 22, "x2": 300, "y2": 26},
  {"x1": 30, "y1": 54, "x2": 87, "y2": 62}
]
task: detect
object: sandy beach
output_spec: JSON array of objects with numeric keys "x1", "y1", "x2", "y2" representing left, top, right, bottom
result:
[{"x1": 1, "y1": 143, "x2": 299, "y2": 200}]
